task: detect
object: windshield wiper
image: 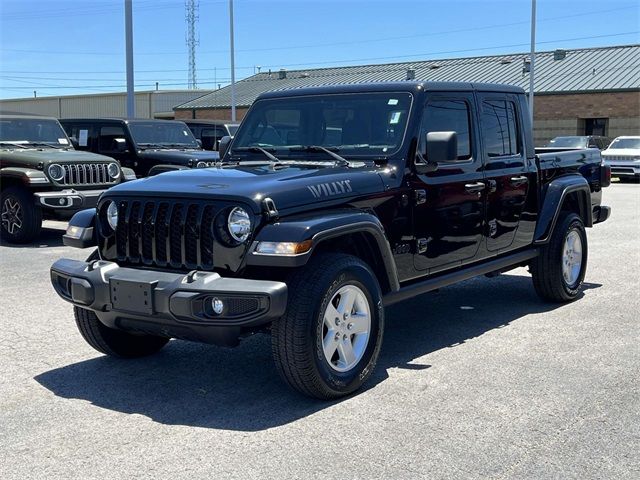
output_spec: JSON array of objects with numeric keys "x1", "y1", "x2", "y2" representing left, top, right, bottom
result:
[
  {"x1": 0, "y1": 141, "x2": 29, "y2": 149},
  {"x1": 232, "y1": 146, "x2": 282, "y2": 163},
  {"x1": 25, "y1": 141, "x2": 65, "y2": 149},
  {"x1": 289, "y1": 145, "x2": 350, "y2": 167},
  {"x1": 138, "y1": 142, "x2": 167, "y2": 150}
]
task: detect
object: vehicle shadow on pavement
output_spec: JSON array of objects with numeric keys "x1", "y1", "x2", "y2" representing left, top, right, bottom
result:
[
  {"x1": 34, "y1": 273, "x2": 601, "y2": 431},
  {"x1": 0, "y1": 227, "x2": 64, "y2": 248}
]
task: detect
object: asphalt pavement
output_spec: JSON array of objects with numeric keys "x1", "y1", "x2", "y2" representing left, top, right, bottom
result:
[{"x1": 1, "y1": 182, "x2": 638, "y2": 479}]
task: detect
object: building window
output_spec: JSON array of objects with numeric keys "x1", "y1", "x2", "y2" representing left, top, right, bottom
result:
[{"x1": 582, "y1": 118, "x2": 608, "y2": 136}]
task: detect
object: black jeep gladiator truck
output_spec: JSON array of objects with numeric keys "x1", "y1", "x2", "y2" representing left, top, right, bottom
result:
[
  {"x1": 59, "y1": 118, "x2": 220, "y2": 178},
  {"x1": 0, "y1": 115, "x2": 135, "y2": 243},
  {"x1": 50, "y1": 82, "x2": 611, "y2": 399}
]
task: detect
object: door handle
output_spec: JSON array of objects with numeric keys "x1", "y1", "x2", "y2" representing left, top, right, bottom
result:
[
  {"x1": 464, "y1": 182, "x2": 486, "y2": 193},
  {"x1": 510, "y1": 175, "x2": 529, "y2": 185}
]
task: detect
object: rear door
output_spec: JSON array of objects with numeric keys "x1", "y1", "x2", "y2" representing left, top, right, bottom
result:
[
  {"x1": 478, "y1": 93, "x2": 533, "y2": 252},
  {"x1": 412, "y1": 93, "x2": 486, "y2": 273}
]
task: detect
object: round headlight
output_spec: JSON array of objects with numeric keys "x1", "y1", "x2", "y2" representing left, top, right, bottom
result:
[
  {"x1": 196, "y1": 161, "x2": 207, "y2": 168},
  {"x1": 227, "y1": 207, "x2": 251, "y2": 243},
  {"x1": 107, "y1": 163, "x2": 120, "y2": 179},
  {"x1": 106, "y1": 201, "x2": 119, "y2": 230},
  {"x1": 48, "y1": 163, "x2": 64, "y2": 181}
]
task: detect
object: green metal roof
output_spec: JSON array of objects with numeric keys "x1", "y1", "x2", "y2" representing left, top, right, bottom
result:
[{"x1": 176, "y1": 44, "x2": 640, "y2": 110}]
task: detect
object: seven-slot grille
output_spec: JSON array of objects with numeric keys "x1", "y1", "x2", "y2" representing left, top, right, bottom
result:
[
  {"x1": 111, "y1": 199, "x2": 217, "y2": 270},
  {"x1": 61, "y1": 163, "x2": 117, "y2": 185},
  {"x1": 603, "y1": 155, "x2": 636, "y2": 162}
]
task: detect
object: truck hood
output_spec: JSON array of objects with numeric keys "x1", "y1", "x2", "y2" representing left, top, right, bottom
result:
[
  {"x1": 0, "y1": 148, "x2": 116, "y2": 165},
  {"x1": 104, "y1": 163, "x2": 386, "y2": 212},
  {"x1": 137, "y1": 149, "x2": 219, "y2": 165}
]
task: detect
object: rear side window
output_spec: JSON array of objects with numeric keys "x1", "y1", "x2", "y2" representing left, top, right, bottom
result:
[
  {"x1": 481, "y1": 100, "x2": 520, "y2": 157},
  {"x1": 99, "y1": 125, "x2": 127, "y2": 153},
  {"x1": 420, "y1": 99, "x2": 472, "y2": 160}
]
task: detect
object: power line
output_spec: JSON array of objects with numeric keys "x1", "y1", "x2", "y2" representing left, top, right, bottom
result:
[{"x1": 1, "y1": 5, "x2": 636, "y2": 57}]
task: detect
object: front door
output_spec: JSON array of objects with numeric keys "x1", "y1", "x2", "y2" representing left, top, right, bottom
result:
[
  {"x1": 477, "y1": 94, "x2": 532, "y2": 252},
  {"x1": 412, "y1": 93, "x2": 486, "y2": 273}
]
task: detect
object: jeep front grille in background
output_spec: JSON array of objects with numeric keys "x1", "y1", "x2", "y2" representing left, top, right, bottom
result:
[
  {"x1": 112, "y1": 200, "x2": 217, "y2": 269},
  {"x1": 61, "y1": 163, "x2": 118, "y2": 185}
]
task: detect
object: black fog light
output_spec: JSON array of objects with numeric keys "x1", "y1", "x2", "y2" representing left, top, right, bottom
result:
[{"x1": 211, "y1": 297, "x2": 224, "y2": 315}]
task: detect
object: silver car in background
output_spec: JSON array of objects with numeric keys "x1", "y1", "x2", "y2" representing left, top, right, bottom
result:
[{"x1": 602, "y1": 136, "x2": 640, "y2": 181}]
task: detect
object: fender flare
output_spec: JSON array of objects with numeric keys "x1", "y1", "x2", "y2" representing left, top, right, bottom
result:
[
  {"x1": 63, "y1": 208, "x2": 97, "y2": 248},
  {"x1": 0, "y1": 167, "x2": 50, "y2": 186},
  {"x1": 246, "y1": 209, "x2": 400, "y2": 292},
  {"x1": 534, "y1": 175, "x2": 592, "y2": 244}
]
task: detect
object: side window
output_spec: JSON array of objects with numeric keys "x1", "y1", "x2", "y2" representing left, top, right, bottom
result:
[
  {"x1": 420, "y1": 99, "x2": 472, "y2": 160},
  {"x1": 481, "y1": 99, "x2": 521, "y2": 157},
  {"x1": 68, "y1": 125, "x2": 91, "y2": 148},
  {"x1": 98, "y1": 125, "x2": 127, "y2": 153}
]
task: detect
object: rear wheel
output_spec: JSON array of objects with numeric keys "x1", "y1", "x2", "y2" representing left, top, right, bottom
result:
[
  {"x1": 531, "y1": 212, "x2": 588, "y2": 302},
  {"x1": 271, "y1": 253, "x2": 384, "y2": 399},
  {"x1": 74, "y1": 306, "x2": 169, "y2": 358},
  {"x1": 0, "y1": 186, "x2": 42, "y2": 244}
]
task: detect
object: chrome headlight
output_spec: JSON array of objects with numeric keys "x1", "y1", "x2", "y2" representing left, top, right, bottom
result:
[
  {"x1": 48, "y1": 164, "x2": 64, "y2": 181},
  {"x1": 227, "y1": 207, "x2": 251, "y2": 243},
  {"x1": 106, "y1": 201, "x2": 119, "y2": 230},
  {"x1": 107, "y1": 163, "x2": 120, "y2": 179}
]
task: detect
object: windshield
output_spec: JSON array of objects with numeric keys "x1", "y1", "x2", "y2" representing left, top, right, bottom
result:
[
  {"x1": 128, "y1": 122, "x2": 199, "y2": 148},
  {"x1": 232, "y1": 92, "x2": 413, "y2": 158},
  {"x1": 546, "y1": 136, "x2": 588, "y2": 148},
  {"x1": 0, "y1": 118, "x2": 70, "y2": 147},
  {"x1": 607, "y1": 138, "x2": 640, "y2": 150}
]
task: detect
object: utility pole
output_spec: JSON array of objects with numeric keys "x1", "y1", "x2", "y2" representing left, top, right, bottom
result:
[
  {"x1": 529, "y1": 0, "x2": 536, "y2": 125},
  {"x1": 185, "y1": 0, "x2": 199, "y2": 89},
  {"x1": 229, "y1": 0, "x2": 236, "y2": 121},
  {"x1": 125, "y1": 0, "x2": 135, "y2": 118}
]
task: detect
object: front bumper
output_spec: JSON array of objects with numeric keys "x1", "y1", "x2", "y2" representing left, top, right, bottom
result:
[
  {"x1": 35, "y1": 189, "x2": 106, "y2": 210},
  {"x1": 604, "y1": 161, "x2": 640, "y2": 178},
  {"x1": 50, "y1": 259, "x2": 287, "y2": 346}
]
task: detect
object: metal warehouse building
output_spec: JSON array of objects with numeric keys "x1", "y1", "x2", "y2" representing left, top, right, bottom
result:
[
  {"x1": 0, "y1": 89, "x2": 214, "y2": 119},
  {"x1": 174, "y1": 44, "x2": 639, "y2": 145}
]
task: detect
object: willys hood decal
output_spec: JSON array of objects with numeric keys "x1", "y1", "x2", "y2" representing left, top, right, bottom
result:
[{"x1": 105, "y1": 164, "x2": 385, "y2": 213}]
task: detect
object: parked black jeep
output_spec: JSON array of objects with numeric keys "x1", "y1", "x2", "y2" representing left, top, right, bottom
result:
[
  {"x1": 59, "y1": 118, "x2": 220, "y2": 178},
  {"x1": 0, "y1": 115, "x2": 134, "y2": 243},
  {"x1": 182, "y1": 119, "x2": 239, "y2": 151},
  {"x1": 51, "y1": 82, "x2": 611, "y2": 399}
]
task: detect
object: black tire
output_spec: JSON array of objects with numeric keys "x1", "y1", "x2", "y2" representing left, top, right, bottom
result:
[
  {"x1": 531, "y1": 212, "x2": 588, "y2": 302},
  {"x1": 0, "y1": 186, "x2": 42, "y2": 244},
  {"x1": 271, "y1": 253, "x2": 384, "y2": 399},
  {"x1": 74, "y1": 306, "x2": 169, "y2": 358}
]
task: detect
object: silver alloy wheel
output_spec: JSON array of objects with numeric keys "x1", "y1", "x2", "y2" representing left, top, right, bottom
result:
[
  {"x1": 322, "y1": 284, "x2": 371, "y2": 372},
  {"x1": 562, "y1": 230, "x2": 583, "y2": 286},
  {"x1": 1, "y1": 197, "x2": 23, "y2": 234}
]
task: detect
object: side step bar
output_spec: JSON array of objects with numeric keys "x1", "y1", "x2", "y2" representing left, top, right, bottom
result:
[{"x1": 383, "y1": 249, "x2": 539, "y2": 306}]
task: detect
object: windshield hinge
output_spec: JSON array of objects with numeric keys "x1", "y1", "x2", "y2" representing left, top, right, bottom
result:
[{"x1": 263, "y1": 197, "x2": 279, "y2": 220}]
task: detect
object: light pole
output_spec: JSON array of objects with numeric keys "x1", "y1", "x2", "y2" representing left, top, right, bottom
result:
[
  {"x1": 229, "y1": 0, "x2": 236, "y2": 121},
  {"x1": 529, "y1": 0, "x2": 536, "y2": 126},
  {"x1": 125, "y1": 0, "x2": 135, "y2": 118}
]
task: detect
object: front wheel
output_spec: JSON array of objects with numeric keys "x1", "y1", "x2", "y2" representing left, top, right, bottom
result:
[
  {"x1": 0, "y1": 186, "x2": 42, "y2": 244},
  {"x1": 531, "y1": 212, "x2": 588, "y2": 302},
  {"x1": 271, "y1": 253, "x2": 384, "y2": 399}
]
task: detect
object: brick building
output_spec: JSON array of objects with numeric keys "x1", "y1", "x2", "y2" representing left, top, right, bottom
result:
[{"x1": 174, "y1": 44, "x2": 639, "y2": 145}]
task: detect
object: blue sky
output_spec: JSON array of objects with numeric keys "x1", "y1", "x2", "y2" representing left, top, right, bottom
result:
[{"x1": 0, "y1": 0, "x2": 638, "y2": 99}]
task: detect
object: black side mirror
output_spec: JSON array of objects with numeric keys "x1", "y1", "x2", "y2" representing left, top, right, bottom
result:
[
  {"x1": 219, "y1": 136, "x2": 232, "y2": 158},
  {"x1": 426, "y1": 131, "x2": 458, "y2": 163},
  {"x1": 69, "y1": 136, "x2": 79, "y2": 149},
  {"x1": 113, "y1": 137, "x2": 128, "y2": 153}
]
